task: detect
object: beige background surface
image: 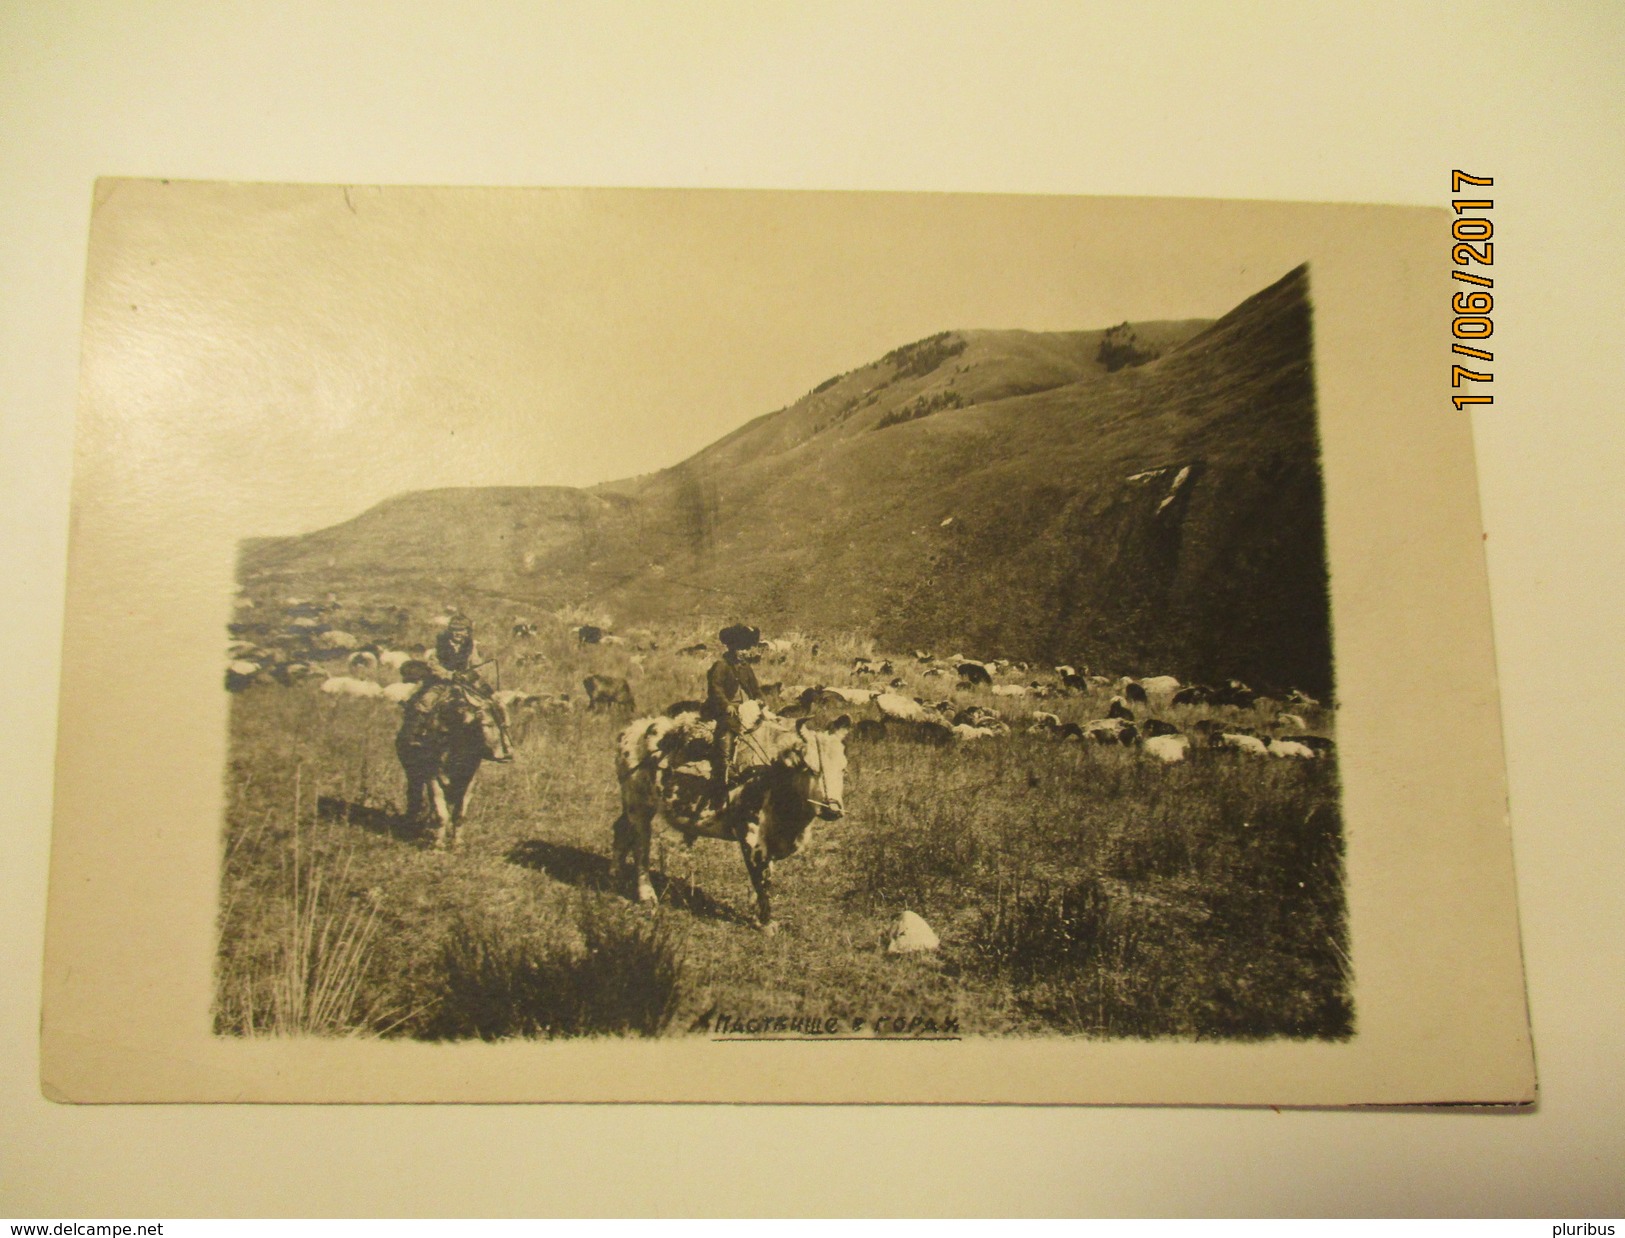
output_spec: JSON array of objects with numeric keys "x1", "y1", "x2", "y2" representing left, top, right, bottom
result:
[{"x1": 3, "y1": 0, "x2": 1621, "y2": 1216}]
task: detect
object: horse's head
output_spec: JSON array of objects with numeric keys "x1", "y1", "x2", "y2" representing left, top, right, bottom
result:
[{"x1": 787, "y1": 714, "x2": 850, "y2": 820}]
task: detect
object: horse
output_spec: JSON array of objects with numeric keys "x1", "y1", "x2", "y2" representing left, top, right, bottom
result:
[
  {"x1": 396, "y1": 682, "x2": 512, "y2": 849},
  {"x1": 611, "y1": 709, "x2": 850, "y2": 932}
]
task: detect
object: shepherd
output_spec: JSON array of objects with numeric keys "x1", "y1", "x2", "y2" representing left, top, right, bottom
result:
[{"x1": 701, "y1": 623, "x2": 765, "y2": 808}]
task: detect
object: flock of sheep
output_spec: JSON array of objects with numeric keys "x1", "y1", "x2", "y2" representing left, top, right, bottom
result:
[
  {"x1": 225, "y1": 596, "x2": 1334, "y2": 771},
  {"x1": 773, "y1": 651, "x2": 1334, "y2": 767}
]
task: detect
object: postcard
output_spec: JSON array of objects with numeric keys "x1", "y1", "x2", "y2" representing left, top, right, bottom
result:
[{"x1": 41, "y1": 181, "x2": 1533, "y2": 1104}]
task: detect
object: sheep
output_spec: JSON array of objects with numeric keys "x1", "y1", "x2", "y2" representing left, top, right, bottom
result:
[
  {"x1": 1142, "y1": 734, "x2": 1190, "y2": 763},
  {"x1": 1139, "y1": 675, "x2": 1181, "y2": 703},
  {"x1": 873, "y1": 693, "x2": 938, "y2": 724},
  {"x1": 320, "y1": 676, "x2": 384, "y2": 699},
  {"x1": 1268, "y1": 738, "x2": 1317, "y2": 759},
  {"x1": 1081, "y1": 718, "x2": 1136, "y2": 745},
  {"x1": 952, "y1": 724, "x2": 1001, "y2": 742}
]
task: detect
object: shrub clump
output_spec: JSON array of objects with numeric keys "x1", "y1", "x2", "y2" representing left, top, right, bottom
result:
[
  {"x1": 874, "y1": 388, "x2": 967, "y2": 431},
  {"x1": 424, "y1": 898, "x2": 685, "y2": 1040},
  {"x1": 883, "y1": 332, "x2": 967, "y2": 380},
  {"x1": 1097, "y1": 322, "x2": 1160, "y2": 372}
]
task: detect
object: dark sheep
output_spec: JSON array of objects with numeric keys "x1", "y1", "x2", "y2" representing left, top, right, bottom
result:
[{"x1": 583, "y1": 674, "x2": 635, "y2": 712}]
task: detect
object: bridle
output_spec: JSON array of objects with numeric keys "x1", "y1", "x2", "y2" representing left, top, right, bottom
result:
[
  {"x1": 737, "y1": 722, "x2": 839, "y2": 815},
  {"x1": 799, "y1": 730, "x2": 841, "y2": 816}
]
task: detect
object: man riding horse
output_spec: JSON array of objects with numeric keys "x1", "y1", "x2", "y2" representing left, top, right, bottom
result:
[
  {"x1": 397, "y1": 611, "x2": 512, "y2": 847},
  {"x1": 407, "y1": 612, "x2": 509, "y2": 745},
  {"x1": 701, "y1": 623, "x2": 765, "y2": 808}
]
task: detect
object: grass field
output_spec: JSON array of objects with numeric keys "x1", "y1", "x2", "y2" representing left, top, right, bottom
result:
[{"x1": 216, "y1": 602, "x2": 1351, "y2": 1041}]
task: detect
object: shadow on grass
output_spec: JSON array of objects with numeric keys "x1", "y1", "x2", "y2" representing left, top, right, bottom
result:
[
  {"x1": 505, "y1": 838, "x2": 751, "y2": 927},
  {"x1": 316, "y1": 795, "x2": 420, "y2": 844}
]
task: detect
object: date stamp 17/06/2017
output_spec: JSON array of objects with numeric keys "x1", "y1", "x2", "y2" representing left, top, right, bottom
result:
[{"x1": 1451, "y1": 170, "x2": 1496, "y2": 410}]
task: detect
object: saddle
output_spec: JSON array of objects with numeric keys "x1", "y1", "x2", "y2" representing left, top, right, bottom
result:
[{"x1": 654, "y1": 713, "x2": 774, "y2": 814}]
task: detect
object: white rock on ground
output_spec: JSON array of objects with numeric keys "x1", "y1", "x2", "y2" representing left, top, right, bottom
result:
[{"x1": 887, "y1": 910, "x2": 940, "y2": 954}]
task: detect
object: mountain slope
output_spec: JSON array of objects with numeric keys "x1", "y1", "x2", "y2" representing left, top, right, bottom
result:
[{"x1": 241, "y1": 266, "x2": 1332, "y2": 692}]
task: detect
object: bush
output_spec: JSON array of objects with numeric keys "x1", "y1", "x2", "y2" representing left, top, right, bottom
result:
[
  {"x1": 873, "y1": 388, "x2": 967, "y2": 431},
  {"x1": 1097, "y1": 322, "x2": 1160, "y2": 372},
  {"x1": 882, "y1": 332, "x2": 967, "y2": 379},
  {"x1": 214, "y1": 790, "x2": 388, "y2": 1037},
  {"x1": 424, "y1": 897, "x2": 685, "y2": 1039}
]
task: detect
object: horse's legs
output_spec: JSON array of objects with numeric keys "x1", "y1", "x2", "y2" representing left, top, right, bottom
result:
[
  {"x1": 444, "y1": 758, "x2": 478, "y2": 849},
  {"x1": 633, "y1": 805, "x2": 659, "y2": 903},
  {"x1": 611, "y1": 811, "x2": 635, "y2": 885},
  {"x1": 737, "y1": 832, "x2": 775, "y2": 932},
  {"x1": 403, "y1": 772, "x2": 424, "y2": 825},
  {"x1": 423, "y1": 774, "x2": 451, "y2": 848}
]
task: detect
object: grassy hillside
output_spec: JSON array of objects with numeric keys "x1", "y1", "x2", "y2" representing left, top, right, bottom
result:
[
  {"x1": 216, "y1": 625, "x2": 1350, "y2": 1042},
  {"x1": 242, "y1": 266, "x2": 1332, "y2": 694}
]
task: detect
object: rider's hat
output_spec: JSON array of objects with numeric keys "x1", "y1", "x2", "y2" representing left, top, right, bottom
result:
[
  {"x1": 446, "y1": 611, "x2": 473, "y2": 632},
  {"x1": 719, "y1": 623, "x2": 760, "y2": 652}
]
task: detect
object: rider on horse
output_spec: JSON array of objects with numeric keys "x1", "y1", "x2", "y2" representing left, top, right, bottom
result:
[
  {"x1": 407, "y1": 612, "x2": 509, "y2": 749},
  {"x1": 701, "y1": 623, "x2": 766, "y2": 808}
]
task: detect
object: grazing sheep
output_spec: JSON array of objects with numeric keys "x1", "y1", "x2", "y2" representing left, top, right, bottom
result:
[
  {"x1": 1268, "y1": 738, "x2": 1317, "y2": 759},
  {"x1": 952, "y1": 723, "x2": 1001, "y2": 742},
  {"x1": 1139, "y1": 675, "x2": 1181, "y2": 704},
  {"x1": 1214, "y1": 680, "x2": 1258, "y2": 708},
  {"x1": 956, "y1": 661, "x2": 994, "y2": 686},
  {"x1": 382, "y1": 681, "x2": 420, "y2": 704},
  {"x1": 873, "y1": 693, "x2": 938, "y2": 724},
  {"x1": 1082, "y1": 718, "x2": 1135, "y2": 745},
  {"x1": 1141, "y1": 718, "x2": 1180, "y2": 738},
  {"x1": 1108, "y1": 695, "x2": 1135, "y2": 721},
  {"x1": 583, "y1": 674, "x2": 636, "y2": 712},
  {"x1": 952, "y1": 705, "x2": 1004, "y2": 731},
  {"x1": 1290, "y1": 735, "x2": 1337, "y2": 755},
  {"x1": 225, "y1": 660, "x2": 265, "y2": 692},
  {"x1": 321, "y1": 676, "x2": 384, "y2": 699},
  {"x1": 1142, "y1": 734, "x2": 1190, "y2": 763}
]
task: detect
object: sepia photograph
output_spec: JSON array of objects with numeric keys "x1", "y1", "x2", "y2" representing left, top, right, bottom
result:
[
  {"x1": 42, "y1": 181, "x2": 1531, "y2": 1104},
  {"x1": 211, "y1": 196, "x2": 1342, "y2": 1044},
  {"x1": 10, "y1": 1, "x2": 1623, "y2": 1218}
]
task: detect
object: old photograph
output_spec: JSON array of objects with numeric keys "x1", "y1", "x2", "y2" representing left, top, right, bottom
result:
[{"x1": 44, "y1": 182, "x2": 1532, "y2": 1103}]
